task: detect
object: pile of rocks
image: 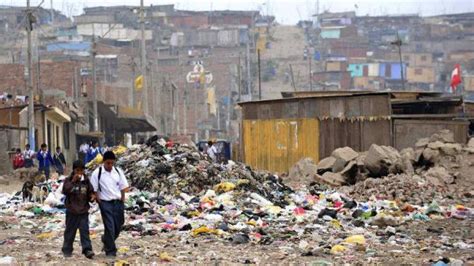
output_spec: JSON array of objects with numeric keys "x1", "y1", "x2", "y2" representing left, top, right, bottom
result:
[{"x1": 290, "y1": 130, "x2": 474, "y2": 188}]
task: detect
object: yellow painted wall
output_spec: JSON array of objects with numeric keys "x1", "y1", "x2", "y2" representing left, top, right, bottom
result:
[{"x1": 243, "y1": 118, "x2": 319, "y2": 173}]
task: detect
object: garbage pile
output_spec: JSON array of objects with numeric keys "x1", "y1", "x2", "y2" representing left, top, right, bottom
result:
[
  {"x1": 292, "y1": 130, "x2": 474, "y2": 189},
  {"x1": 110, "y1": 137, "x2": 293, "y2": 206}
]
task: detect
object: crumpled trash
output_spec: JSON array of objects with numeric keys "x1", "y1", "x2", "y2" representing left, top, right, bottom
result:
[
  {"x1": 36, "y1": 232, "x2": 54, "y2": 240},
  {"x1": 159, "y1": 252, "x2": 176, "y2": 262},
  {"x1": 191, "y1": 226, "x2": 221, "y2": 237},
  {"x1": 214, "y1": 182, "x2": 236, "y2": 193},
  {"x1": 15, "y1": 211, "x2": 34, "y2": 218},
  {"x1": 330, "y1": 244, "x2": 346, "y2": 254},
  {"x1": 344, "y1": 235, "x2": 366, "y2": 245},
  {"x1": 425, "y1": 201, "x2": 442, "y2": 215},
  {"x1": 0, "y1": 257, "x2": 17, "y2": 264}
]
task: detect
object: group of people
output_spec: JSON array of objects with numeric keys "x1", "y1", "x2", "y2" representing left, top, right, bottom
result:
[
  {"x1": 79, "y1": 141, "x2": 109, "y2": 165},
  {"x1": 13, "y1": 138, "x2": 226, "y2": 259},
  {"x1": 13, "y1": 141, "x2": 127, "y2": 259},
  {"x1": 62, "y1": 151, "x2": 129, "y2": 259},
  {"x1": 13, "y1": 143, "x2": 67, "y2": 178}
]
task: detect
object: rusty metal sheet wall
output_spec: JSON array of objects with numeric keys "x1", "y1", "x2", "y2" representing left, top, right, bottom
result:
[
  {"x1": 243, "y1": 118, "x2": 319, "y2": 173},
  {"x1": 393, "y1": 119, "x2": 469, "y2": 150},
  {"x1": 241, "y1": 94, "x2": 391, "y2": 120}
]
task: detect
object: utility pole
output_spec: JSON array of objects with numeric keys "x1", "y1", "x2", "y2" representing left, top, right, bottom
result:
[
  {"x1": 257, "y1": 49, "x2": 262, "y2": 100},
  {"x1": 309, "y1": 48, "x2": 313, "y2": 91},
  {"x1": 289, "y1": 64, "x2": 296, "y2": 91},
  {"x1": 183, "y1": 82, "x2": 187, "y2": 135},
  {"x1": 391, "y1": 34, "x2": 405, "y2": 90},
  {"x1": 50, "y1": 0, "x2": 54, "y2": 24},
  {"x1": 26, "y1": 0, "x2": 35, "y2": 149},
  {"x1": 91, "y1": 33, "x2": 98, "y2": 131},
  {"x1": 246, "y1": 32, "x2": 252, "y2": 100},
  {"x1": 73, "y1": 67, "x2": 78, "y2": 102},
  {"x1": 140, "y1": 0, "x2": 148, "y2": 114},
  {"x1": 238, "y1": 53, "x2": 241, "y2": 101}
]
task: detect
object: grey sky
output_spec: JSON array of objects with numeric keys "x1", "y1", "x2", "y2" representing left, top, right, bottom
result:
[{"x1": 3, "y1": 0, "x2": 474, "y2": 25}]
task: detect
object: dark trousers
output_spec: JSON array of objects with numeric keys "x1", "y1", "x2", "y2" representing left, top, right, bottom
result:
[
  {"x1": 39, "y1": 166, "x2": 50, "y2": 179},
  {"x1": 24, "y1": 159, "x2": 34, "y2": 168},
  {"x1": 99, "y1": 200, "x2": 125, "y2": 256},
  {"x1": 55, "y1": 163, "x2": 64, "y2": 175},
  {"x1": 62, "y1": 211, "x2": 92, "y2": 255}
]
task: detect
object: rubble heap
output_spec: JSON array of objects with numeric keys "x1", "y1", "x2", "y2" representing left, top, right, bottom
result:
[{"x1": 293, "y1": 130, "x2": 473, "y2": 187}]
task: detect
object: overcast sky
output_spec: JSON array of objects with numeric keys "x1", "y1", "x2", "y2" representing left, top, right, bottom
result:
[{"x1": 2, "y1": 0, "x2": 474, "y2": 25}]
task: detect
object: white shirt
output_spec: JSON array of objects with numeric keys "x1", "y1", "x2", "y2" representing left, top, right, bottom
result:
[
  {"x1": 23, "y1": 149, "x2": 34, "y2": 160},
  {"x1": 207, "y1": 145, "x2": 218, "y2": 161},
  {"x1": 90, "y1": 166, "x2": 129, "y2": 201},
  {"x1": 79, "y1": 144, "x2": 89, "y2": 153}
]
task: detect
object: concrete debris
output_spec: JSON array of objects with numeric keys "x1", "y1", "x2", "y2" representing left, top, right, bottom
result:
[
  {"x1": 415, "y1": 138, "x2": 430, "y2": 148},
  {"x1": 468, "y1": 138, "x2": 474, "y2": 148},
  {"x1": 422, "y1": 148, "x2": 441, "y2": 164},
  {"x1": 321, "y1": 172, "x2": 346, "y2": 186},
  {"x1": 286, "y1": 158, "x2": 318, "y2": 188},
  {"x1": 298, "y1": 130, "x2": 472, "y2": 193},
  {"x1": 429, "y1": 129, "x2": 455, "y2": 143},
  {"x1": 400, "y1": 148, "x2": 415, "y2": 175},
  {"x1": 440, "y1": 143, "x2": 463, "y2": 156},
  {"x1": 463, "y1": 147, "x2": 474, "y2": 154},
  {"x1": 339, "y1": 161, "x2": 359, "y2": 184},
  {"x1": 363, "y1": 144, "x2": 402, "y2": 177},
  {"x1": 317, "y1": 157, "x2": 337, "y2": 175},
  {"x1": 424, "y1": 166, "x2": 454, "y2": 186},
  {"x1": 428, "y1": 141, "x2": 445, "y2": 150},
  {"x1": 331, "y1": 147, "x2": 359, "y2": 165}
]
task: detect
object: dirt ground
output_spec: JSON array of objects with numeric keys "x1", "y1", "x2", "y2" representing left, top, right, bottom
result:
[{"x1": 0, "y1": 218, "x2": 472, "y2": 265}]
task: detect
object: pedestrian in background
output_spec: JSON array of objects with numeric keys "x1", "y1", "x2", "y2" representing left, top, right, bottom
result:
[
  {"x1": 13, "y1": 148, "x2": 24, "y2": 169},
  {"x1": 23, "y1": 144, "x2": 35, "y2": 168},
  {"x1": 85, "y1": 141, "x2": 100, "y2": 164},
  {"x1": 78, "y1": 142, "x2": 89, "y2": 163},
  {"x1": 37, "y1": 143, "x2": 54, "y2": 179},
  {"x1": 54, "y1": 146, "x2": 67, "y2": 175},
  {"x1": 207, "y1": 140, "x2": 218, "y2": 162},
  {"x1": 100, "y1": 143, "x2": 109, "y2": 155}
]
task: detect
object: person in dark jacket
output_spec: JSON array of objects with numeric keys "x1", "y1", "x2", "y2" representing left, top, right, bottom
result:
[
  {"x1": 37, "y1": 143, "x2": 54, "y2": 179},
  {"x1": 53, "y1": 146, "x2": 67, "y2": 175},
  {"x1": 61, "y1": 160, "x2": 95, "y2": 259}
]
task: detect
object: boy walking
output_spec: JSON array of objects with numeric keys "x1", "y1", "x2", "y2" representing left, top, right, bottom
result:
[
  {"x1": 62, "y1": 160, "x2": 95, "y2": 259},
  {"x1": 90, "y1": 151, "x2": 129, "y2": 257}
]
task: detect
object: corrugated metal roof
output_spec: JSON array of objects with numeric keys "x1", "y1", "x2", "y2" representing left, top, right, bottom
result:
[{"x1": 238, "y1": 91, "x2": 391, "y2": 105}]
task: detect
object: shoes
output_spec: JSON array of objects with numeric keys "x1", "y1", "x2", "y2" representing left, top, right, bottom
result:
[
  {"x1": 84, "y1": 250, "x2": 95, "y2": 259},
  {"x1": 105, "y1": 253, "x2": 116, "y2": 258},
  {"x1": 63, "y1": 253, "x2": 72, "y2": 258}
]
